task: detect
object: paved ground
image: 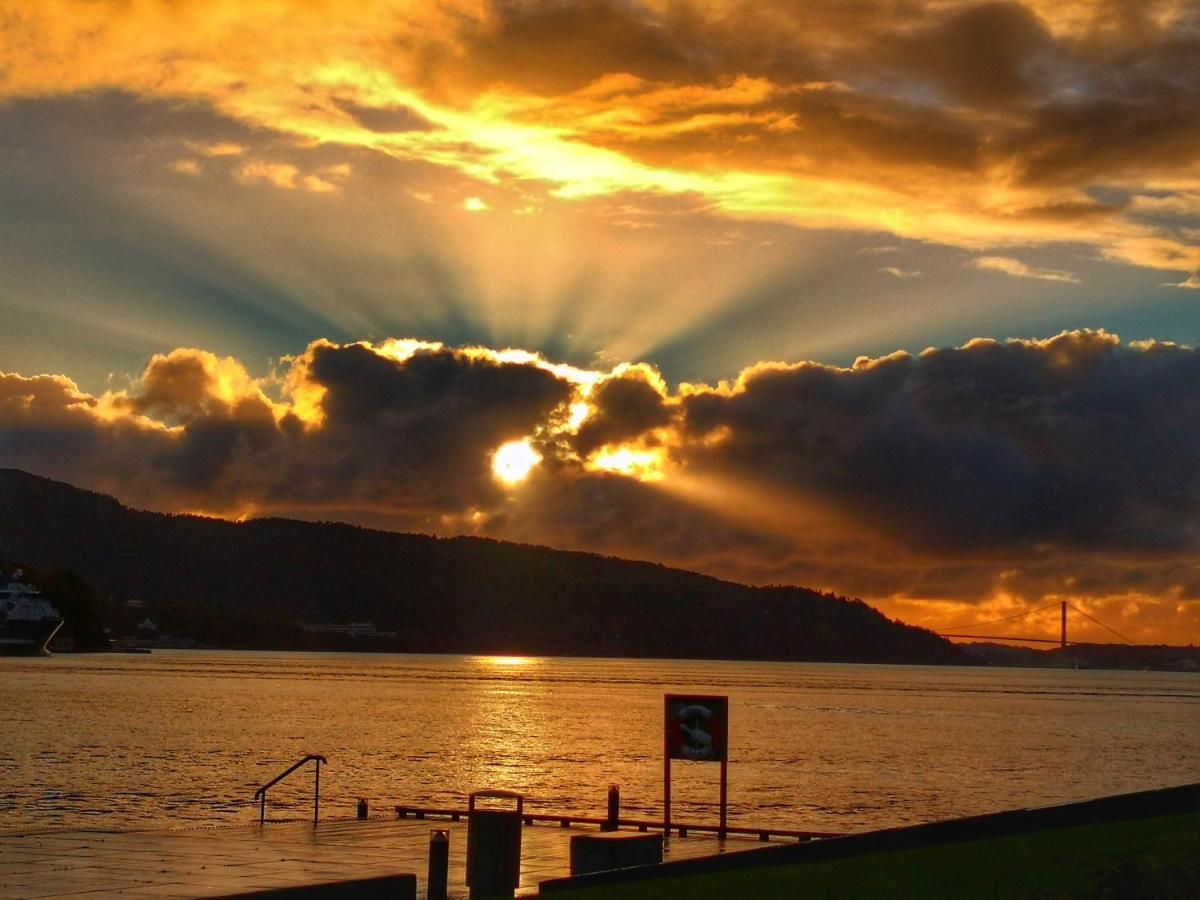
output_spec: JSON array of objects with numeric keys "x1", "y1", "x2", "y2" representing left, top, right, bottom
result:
[{"x1": 0, "y1": 817, "x2": 776, "y2": 898}]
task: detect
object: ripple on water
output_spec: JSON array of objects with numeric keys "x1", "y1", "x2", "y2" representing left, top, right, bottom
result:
[{"x1": 0, "y1": 652, "x2": 1197, "y2": 833}]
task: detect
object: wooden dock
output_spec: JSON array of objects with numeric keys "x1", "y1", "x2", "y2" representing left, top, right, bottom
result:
[
  {"x1": 0, "y1": 814, "x2": 789, "y2": 898},
  {"x1": 393, "y1": 804, "x2": 844, "y2": 842}
]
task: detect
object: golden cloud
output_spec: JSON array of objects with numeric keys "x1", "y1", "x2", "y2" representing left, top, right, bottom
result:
[
  {"x1": 1, "y1": 1, "x2": 1197, "y2": 272},
  {"x1": 970, "y1": 256, "x2": 1082, "y2": 283}
]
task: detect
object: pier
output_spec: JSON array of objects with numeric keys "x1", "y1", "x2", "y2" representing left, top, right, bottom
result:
[
  {"x1": 393, "y1": 804, "x2": 841, "y2": 842},
  {"x1": 4, "y1": 784, "x2": 1196, "y2": 898}
]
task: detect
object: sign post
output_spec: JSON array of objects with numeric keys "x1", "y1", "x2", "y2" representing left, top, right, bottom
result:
[{"x1": 664, "y1": 694, "x2": 729, "y2": 838}]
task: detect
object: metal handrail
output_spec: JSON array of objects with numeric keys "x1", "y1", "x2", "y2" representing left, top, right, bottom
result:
[{"x1": 254, "y1": 754, "x2": 327, "y2": 826}]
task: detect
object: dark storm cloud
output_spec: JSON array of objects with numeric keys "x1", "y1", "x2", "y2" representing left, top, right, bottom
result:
[
  {"x1": 0, "y1": 372, "x2": 174, "y2": 499},
  {"x1": 874, "y1": 2, "x2": 1054, "y2": 106},
  {"x1": 448, "y1": 0, "x2": 700, "y2": 94},
  {"x1": 6, "y1": 332, "x2": 1198, "y2": 560},
  {"x1": 0, "y1": 342, "x2": 573, "y2": 519},
  {"x1": 310, "y1": 343, "x2": 567, "y2": 434},
  {"x1": 1008, "y1": 85, "x2": 1200, "y2": 189},
  {"x1": 303, "y1": 342, "x2": 573, "y2": 506},
  {"x1": 571, "y1": 368, "x2": 674, "y2": 456},
  {"x1": 680, "y1": 331, "x2": 1200, "y2": 554},
  {"x1": 586, "y1": 84, "x2": 987, "y2": 181},
  {"x1": 3, "y1": 331, "x2": 1200, "y2": 638}
]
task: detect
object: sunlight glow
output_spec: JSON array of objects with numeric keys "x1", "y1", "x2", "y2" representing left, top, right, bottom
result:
[
  {"x1": 588, "y1": 445, "x2": 667, "y2": 481},
  {"x1": 492, "y1": 439, "x2": 541, "y2": 485},
  {"x1": 376, "y1": 337, "x2": 445, "y2": 363},
  {"x1": 566, "y1": 401, "x2": 591, "y2": 432},
  {"x1": 479, "y1": 655, "x2": 537, "y2": 667}
]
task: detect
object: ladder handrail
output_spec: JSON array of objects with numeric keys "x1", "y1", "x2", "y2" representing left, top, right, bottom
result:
[
  {"x1": 254, "y1": 754, "x2": 327, "y2": 826},
  {"x1": 254, "y1": 754, "x2": 327, "y2": 798}
]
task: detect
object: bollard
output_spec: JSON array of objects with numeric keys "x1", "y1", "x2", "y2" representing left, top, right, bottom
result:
[
  {"x1": 427, "y1": 829, "x2": 449, "y2": 900},
  {"x1": 602, "y1": 784, "x2": 619, "y2": 831},
  {"x1": 357, "y1": 798, "x2": 368, "y2": 819}
]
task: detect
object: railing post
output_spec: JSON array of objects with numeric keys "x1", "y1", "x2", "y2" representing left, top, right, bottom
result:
[
  {"x1": 314, "y1": 757, "x2": 321, "y2": 827},
  {"x1": 255, "y1": 755, "x2": 327, "y2": 827}
]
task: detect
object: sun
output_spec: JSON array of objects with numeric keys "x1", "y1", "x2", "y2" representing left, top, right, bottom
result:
[{"x1": 492, "y1": 439, "x2": 541, "y2": 485}]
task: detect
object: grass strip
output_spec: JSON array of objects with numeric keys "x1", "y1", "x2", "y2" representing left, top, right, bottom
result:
[{"x1": 549, "y1": 811, "x2": 1200, "y2": 899}]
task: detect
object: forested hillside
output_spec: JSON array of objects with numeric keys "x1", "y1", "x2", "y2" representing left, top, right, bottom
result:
[{"x1": 0, "y1": 468, "x2": 963, "y2": 663}]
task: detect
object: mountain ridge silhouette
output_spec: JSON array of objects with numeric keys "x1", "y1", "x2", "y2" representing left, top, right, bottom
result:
[{"x1": 0, "y1": 467, "x2": 964, "y2": 663}]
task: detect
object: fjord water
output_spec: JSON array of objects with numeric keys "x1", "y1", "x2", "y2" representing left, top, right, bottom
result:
[{"x1": 1, "y1": 652, "x2": 1197, "y2": 834}]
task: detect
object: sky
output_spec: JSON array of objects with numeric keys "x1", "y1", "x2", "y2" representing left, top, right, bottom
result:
[{"x1": 1, "y1": 0, "x2": 1198, "y2": 645}]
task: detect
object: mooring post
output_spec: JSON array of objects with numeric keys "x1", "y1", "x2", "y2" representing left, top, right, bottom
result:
[
  {"x1": 427, "y1": 829, "x2": 449, "y2": 900},
  {"x1": 719, "y1": 757, "x2": 728, "y2": 840},
  {"x1": 603, "y1": 784, "x2": 620, "y2": 831},
  {"x1": 358, "y1": 798, "x2": 368, "y2": 819},
  {"x1": 663, "y1": 697, "x2": 672, "y2": 837}
]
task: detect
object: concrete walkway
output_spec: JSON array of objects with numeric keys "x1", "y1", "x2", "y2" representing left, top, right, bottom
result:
[{"x1": 0, "y1": 817, "x2": 772, "y2": 898}]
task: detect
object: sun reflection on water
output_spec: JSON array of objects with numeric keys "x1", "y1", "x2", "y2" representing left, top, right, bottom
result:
[
  {"x1": 457, "y1": 655, "x2": 555, "y2": 799},
  {"x1": 476, "y1": 655, "x2": 540, "y2": 667}
]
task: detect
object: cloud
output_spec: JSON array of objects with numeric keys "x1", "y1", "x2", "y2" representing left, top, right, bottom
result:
[
  {"x1": 1165, "y1": 272, "x2": 1200, "y2": 289},
  {"x1": 169, "y1": 158, "x2": 202, "y2": 175},
  {"x1": 570, "y1": 365, "x2": 673, "y2": 457},
  {"x1": 197, "y1": 142, "x2": 245, "y2": 157},
  {"x1": 874, "y1": 1, "x2": 1053, "y2": 107},
  {"x1": 0, "y1": 1, "x2": 1196, "y2": 274},
  {"x1": 678, "y1": 330, "x2": 1200, "y2": 556},
  {"x1": 970, "y1": 256, "x2": 1082, "y2": 283},
  {"x1": 1, "y1": 340, "x2": 575, "y2": 522},
  {"x1": 880, "y1": 267, "x2": 922, "y2": 279},
  {"x1": 113, "y1": 347, "x2": 276, "y2": 426},
  {"x1": 236, "y1": 161, "x2": 351, "y2": 193},
  {"x1": 2, "y1": 330, "x2": 1199, "y2": 643}
]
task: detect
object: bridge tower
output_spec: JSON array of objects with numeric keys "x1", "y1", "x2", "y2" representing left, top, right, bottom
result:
[{"x1": 1061, "y1": 601, "x2": 1067, "y2": 650}]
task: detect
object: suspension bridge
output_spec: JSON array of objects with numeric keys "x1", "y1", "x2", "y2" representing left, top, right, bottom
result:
[{"x1": 937, "y1": 600, "x2": 1136, "y2": 648}]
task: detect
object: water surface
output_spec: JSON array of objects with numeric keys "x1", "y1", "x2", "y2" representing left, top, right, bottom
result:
[{"x1": 1, "y1": 652, "x2": 1196, "y2": 833}]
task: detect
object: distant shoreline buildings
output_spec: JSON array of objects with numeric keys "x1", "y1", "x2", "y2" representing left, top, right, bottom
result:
[{"x1": 299, "y1": 621, "x2": 398, "y2": 639}]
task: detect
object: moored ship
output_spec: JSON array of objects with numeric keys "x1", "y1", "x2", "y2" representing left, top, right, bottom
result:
[{"x1": 0, "y1": 571, "x2": 64, "y2": 655}]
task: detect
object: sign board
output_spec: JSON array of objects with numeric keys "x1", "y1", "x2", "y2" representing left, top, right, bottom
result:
[
  {"x1": 663, "y1": 693, "x2": 729, "y2": 836},
  {"x1": 665, "y1": 695, "x2": 728, "y2": 762}
]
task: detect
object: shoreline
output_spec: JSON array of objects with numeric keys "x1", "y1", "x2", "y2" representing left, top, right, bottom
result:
[{"x1": 43, "y1": 643, "x2": 1200, "y2": 674}]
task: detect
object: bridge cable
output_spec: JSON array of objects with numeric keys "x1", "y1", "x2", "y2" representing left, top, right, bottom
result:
[
  {"x1": 1066, "y1": 603, "x2": 1136, "y2": 645},
  {"x1": 940, "y1": 601, "x2": 1062, "y2": 634}
]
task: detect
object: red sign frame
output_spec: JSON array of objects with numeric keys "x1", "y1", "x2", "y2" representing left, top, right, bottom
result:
[
  {"x1": 663, "y1": 694, "x2": 729, "y2": 838},
  {"x1": 665, "y1": 695, "x2": 728, "y2": 762}
]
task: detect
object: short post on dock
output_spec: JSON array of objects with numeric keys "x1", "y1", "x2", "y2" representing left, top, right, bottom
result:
[
  {"x1": 427, "y1": 828, "x2": 449, "y2": 900},
  {"x1": 603, "y1": 784, "x2": 620, "y2": 832}
]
